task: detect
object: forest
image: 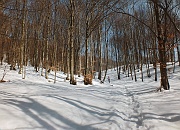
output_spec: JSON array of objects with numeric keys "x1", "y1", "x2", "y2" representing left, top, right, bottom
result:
[{"x1": 0, "y1": 0, "x2": 180, "y2": 90}]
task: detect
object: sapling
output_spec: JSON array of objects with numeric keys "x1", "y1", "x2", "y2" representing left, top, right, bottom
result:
[{"x1": 0, "y1": 64, "x2": 8, "y2": 82}]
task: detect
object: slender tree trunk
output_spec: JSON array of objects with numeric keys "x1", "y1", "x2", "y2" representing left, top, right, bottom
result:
[
  {"x1": 19, "y1": 0, "x2": 27, "y2": 80},
  {"x1": 146, "y1": 47, "x2": 151, "y2": 78},
  {"x1": 98, "y1": 26, "x2": 102, "y2": 80},
  {"x1": 0, "y1": 40, "x2": 4, "y2": 65},
  {"x1": 66, "y1": 33, "x2": 70, "y2": 80},
  {"x1": 140, "y1": 56, "x2": 144, "y2": 82},
  {"x1": 69, "y1": 0, "x2": 76, "y2": 85},
  {"x1": 102, "y1": 21, "x2": 109, "y2": 82},
  {"x1": 133, "y1": 55, "x2": 137, "y2": 82},
  {"x1": 45, "y1": 3, "x2": 51, "y2": 79},
  {"x1": 84, "y1": 4, "x2": 89, "y2": 78},
  {"x1": 130, "y1": 56, "x2": 133, "y2": 80},
  {"x1": 176, "y1": 33, "x2": 180, "y2": 66},
  {"x1": 153, "y1": 38, "x2": 158, "y2": 81}
]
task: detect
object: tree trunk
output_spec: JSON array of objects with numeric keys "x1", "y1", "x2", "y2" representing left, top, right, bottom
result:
[
  {"x1": 19, "y1": 0, "x2": 27, "y2": 80},
  {"x1": 45, "y1": 2, "x2": 51, "y2": 79},
  {"x1": 153, "y1": 1, "x2": 170, "y2": 90},
  {"x1": 176, "y1": 33, "x2": 180, "y2": 66},
  {"x1": 98, "y1": 26, "x2": 102, "y2": 81},
  {"x1": 69, "y1": 0, "x2": 76, "y2": 85}
]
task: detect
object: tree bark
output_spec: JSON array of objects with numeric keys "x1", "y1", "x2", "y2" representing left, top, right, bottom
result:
[
  {"x1": 69, "y1": 0, "x2": 76, "y2": 85},
  {"x1": 153, "y1": 1, "x2": 170, "y2": 90}
]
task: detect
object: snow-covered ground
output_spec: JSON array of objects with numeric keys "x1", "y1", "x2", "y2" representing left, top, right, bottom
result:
[{"x1": 0, "y1": 63, "x2": 180, "y2": 130}]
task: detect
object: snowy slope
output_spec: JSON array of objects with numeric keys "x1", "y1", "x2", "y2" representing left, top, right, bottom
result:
[{"x1": 0, "y1": 63, "x2": 180, "y2": 130}]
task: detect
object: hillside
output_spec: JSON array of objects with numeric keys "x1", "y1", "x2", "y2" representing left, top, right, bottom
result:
[{"x1": 0, "y1": 63, "x2": 180, "y2": 130}]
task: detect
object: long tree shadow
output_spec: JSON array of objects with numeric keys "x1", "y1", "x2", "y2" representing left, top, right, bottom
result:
[
  {"x1": 1, "y1": 92, "x2": 141, "y2": 130},
  {"x1": 130, "y1": 112, "x2": 180, "y2": 129},
  {"x1": 48, "y1": 95, "x2": 138, "y2": 126},
  {"x1": 77, "y1": 91, "x2": 128, "y2": 105},
  {"x1": 142, "y1": 112, "x2": 180, "y2": 122},
  {"x1": 11, "y1": 80, "x2": 65, "y2": 91},
  {"x1": 3, "y1": 97, "x2": 101, "y2": 130},
  {"x1": 0, "y1": 83, "x2": 144, "y2": 130},
  {"x1": 52, "y1": 95, "x2": 118, "y2": 117}
]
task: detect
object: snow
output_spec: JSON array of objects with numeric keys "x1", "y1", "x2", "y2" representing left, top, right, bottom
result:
[{"x1": 0, "y1": 63, "x2": 180, "y2": 130}]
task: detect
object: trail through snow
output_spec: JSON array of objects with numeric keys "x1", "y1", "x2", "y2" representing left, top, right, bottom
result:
[{"x1": 0, "y1": 65, "x2": 180, "y2": 130}]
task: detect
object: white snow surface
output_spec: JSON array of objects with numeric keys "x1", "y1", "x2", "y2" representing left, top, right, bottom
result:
[{"x1": 0, "y1": 63, "x2": 180, "y2": 130}]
